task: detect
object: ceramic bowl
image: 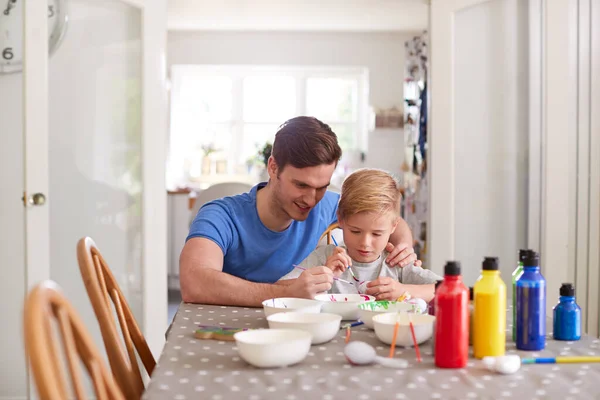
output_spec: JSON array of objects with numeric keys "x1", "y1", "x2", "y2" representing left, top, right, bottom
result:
[
  {"x1": 262, "y1": 297, "x2": 322, "y2": 317},
  {"x1": 372, "y1": 312, "x2": 435, "y2": 346},
  {"x1": 267, "y1": 312, "x2": 342, "y2": 344},
  {"x1": 233, "y1": 329, "x2": 312, "y2": 368},
  {"x1": 357, "y1": 300, "x2": 418, "y2": 329},
  {"x1": 314, "y1": 294, "x2": 375, "y2": 320}
]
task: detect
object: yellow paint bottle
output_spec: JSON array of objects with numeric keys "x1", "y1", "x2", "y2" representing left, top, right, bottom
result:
[{"x1": 473, "y1": 257, "x2": 506, "y2": 359}]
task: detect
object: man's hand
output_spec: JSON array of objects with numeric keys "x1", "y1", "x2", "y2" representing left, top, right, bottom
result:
[
  {"x1": 286, "y1": 267, "x2": 333, "y2": 299},
  {"x1": 385, "y1": 242, "x2": 422, "y2": 268},
  {"x1": 365, "y1": 276, "x2": 405, "y2": 301},
  {"x1": 324, "y1": 247, "x2": 352, "y2": 277}
]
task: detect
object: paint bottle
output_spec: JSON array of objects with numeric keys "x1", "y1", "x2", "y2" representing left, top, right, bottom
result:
[
  {"x1": 434, "y1": 261, "x2": 469, "y2": 368},
  {"x1": 553, "y1": 283, "x2": 581, "y2": 341},
  {"x1": 512, "y1": 249, "x2": 531, "y2": 341},
  {"x1": 473, "y1": 257, "x2": 507, "y2": 358},
  {"x1": 516, "y1": 251, "x2": 546, "y2": 351}
]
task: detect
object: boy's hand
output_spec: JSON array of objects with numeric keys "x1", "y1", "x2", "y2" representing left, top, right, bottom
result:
[
  {"x1": 365, "y1": 277, "x2": 405, "y2": 301},
  {"x1": 385, "y1": 242, "x2": 422, "y2": 268},
  {"x1": 324, "y1": 246, "x2": 352, "y2": 277},
  {"x1": 287, "y1": 267, "x2": 333, "y2": 299}
]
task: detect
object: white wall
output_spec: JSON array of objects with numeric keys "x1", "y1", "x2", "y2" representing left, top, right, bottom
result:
[
  {"x1": 453, "y1": 0, "x2": 529, "y2": 287},
  {"x1": 167, "y1": 30, "x2": 417, "y2": 174}
]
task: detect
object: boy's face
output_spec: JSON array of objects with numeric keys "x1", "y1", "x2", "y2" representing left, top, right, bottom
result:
[
  {"x1": 338, "y1": 211, "x2": 399, "y2": 263},
  {"x1": 268, "y1": 157, "x2": 336, "y2": 221}
]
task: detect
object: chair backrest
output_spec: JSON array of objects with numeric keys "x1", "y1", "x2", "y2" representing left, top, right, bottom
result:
[
  {"x1": 318, "y1": 222, "x2": 342, "y2": 246},
  {"x1": 77, "y1": 237, "x2": 155, "y2": 399},
  {"x1": 189, "y1": 182, "x2": 254, "y2": 226},
  {"x1": 23, "y1": 280, "x2": 125, "y2": 400}
]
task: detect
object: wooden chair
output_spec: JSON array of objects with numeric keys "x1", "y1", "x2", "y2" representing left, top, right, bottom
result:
[
  {"x1": 77, "y1": 237, "x2": 155, "y2": 399},
  {"x1": 319, "y1": 222, "x2": 340, "y2": 245},
  {"x1": 23, "y1": 280, "x2": 125, "y2": 400}
]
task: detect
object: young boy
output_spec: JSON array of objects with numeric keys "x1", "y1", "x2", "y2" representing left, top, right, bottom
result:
[{"x1": 280, "y1": 168, "x2": 441, "y2": 302}]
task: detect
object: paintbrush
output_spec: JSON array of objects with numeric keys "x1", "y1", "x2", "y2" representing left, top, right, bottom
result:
[
  {"x1": 331, "y1": 236, "x2": 360, "y2": 283},
  {"x1": 293, "y1": 265, "x2": 355, "y2": 285}
]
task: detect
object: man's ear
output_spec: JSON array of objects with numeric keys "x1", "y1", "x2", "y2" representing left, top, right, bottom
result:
[{"x1": 267, "y1": 156, "x2": 278, "y2": 179}]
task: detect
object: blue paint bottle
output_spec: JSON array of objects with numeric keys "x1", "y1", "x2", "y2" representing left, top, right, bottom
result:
[
  {"x1": 553, "y1": 283, "x2": 581, "y2": 341},
  {"x1": 516, "y1": 251, "x2": 546, "y2": 351}
]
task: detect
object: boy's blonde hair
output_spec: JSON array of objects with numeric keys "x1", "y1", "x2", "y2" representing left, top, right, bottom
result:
[{"x1": 338, "y1": 168, "x2": 401, "y2": 221}]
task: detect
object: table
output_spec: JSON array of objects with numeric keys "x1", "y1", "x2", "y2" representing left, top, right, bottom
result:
[{"x1": 144, "y1": 303, "x2": 600, "y2": 400}]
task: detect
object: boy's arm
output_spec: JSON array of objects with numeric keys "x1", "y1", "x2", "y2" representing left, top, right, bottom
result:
[{"x1": 397, "y1": 263, "x2": 443, "y2": 302}]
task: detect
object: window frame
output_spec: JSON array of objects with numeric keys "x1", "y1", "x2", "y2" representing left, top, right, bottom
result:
[{"x1": 168, "y1": 65, "x2": 369, "y2": 185}]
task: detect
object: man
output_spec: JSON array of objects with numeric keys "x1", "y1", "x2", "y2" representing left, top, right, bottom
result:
[{"x1": 180, "y1": 116, "x2": 418, "y2": 306}]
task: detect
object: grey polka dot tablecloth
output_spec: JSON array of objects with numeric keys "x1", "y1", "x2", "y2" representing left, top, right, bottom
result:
[{"x1": 144, "y1": 303, "x2": 600, "y2": 400}]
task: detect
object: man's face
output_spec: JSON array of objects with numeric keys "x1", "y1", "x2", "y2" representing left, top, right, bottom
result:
[{"x1": 268, "y1": 157, "x2": 336, "y2": 221}]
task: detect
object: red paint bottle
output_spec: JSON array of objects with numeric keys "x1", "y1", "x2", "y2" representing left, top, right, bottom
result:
[{"x1": 434, "y1": 261, "x2": 470, "y2": 368}]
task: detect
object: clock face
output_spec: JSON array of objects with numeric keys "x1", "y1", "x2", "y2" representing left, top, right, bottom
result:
[{"x1": 0, "y1": 0, "x2": 68, "y2": 74}]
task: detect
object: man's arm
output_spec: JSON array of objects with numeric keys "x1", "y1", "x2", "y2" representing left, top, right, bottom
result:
[
  {"x1": 179, "y1": 238, "x2": 332, "y2": 306},
  {"x1": 385, "y1": 217, "x2": 420, "y2": 267}
]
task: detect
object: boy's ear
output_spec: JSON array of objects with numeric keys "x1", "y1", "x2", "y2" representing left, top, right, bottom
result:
[{"x1": 336, "y1": 210, "x2": 344, "y2": 228}]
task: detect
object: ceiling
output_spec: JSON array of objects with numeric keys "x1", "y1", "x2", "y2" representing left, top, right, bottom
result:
[{"x1": 167, "y1": 0, "x2": 429, "y2": 32}]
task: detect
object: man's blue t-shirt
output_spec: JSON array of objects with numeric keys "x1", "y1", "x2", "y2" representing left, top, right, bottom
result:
[{"x1": 187, "y1": 183, "x2": 339, "y2": 283}]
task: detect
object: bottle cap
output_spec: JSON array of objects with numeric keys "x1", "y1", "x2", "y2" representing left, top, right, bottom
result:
[
  {"x1": 560, "y1": 283, "x2": 575, "y2": 297},
  {"x1": 444, "y1": 261, "x2": 461, "y2": 276},
  {"x1": 518, "y1": 249, "x2": 533, "y2": 262},
  {"x1": 523, "y1": 251, "x2": 540, "y2": 267},
  {"x1": 482, "y1": 257, "x2": 499, "y2": 271}
]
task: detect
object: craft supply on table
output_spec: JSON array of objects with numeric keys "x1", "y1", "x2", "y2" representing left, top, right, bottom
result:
[
  {"x1": 233, "y1": 329, "x2": 312, "y2": 368},
  {"x1": 512, "y1": 249, "x2": 531, "y2": 341},
  {"x1": 434, "y1": 261, "x2": 469, "y2": 368},
  {"x1": 314, "y1": 293, "x2": 374, "y2": 320},
  {"x1": 407, "y1": 312, "x2": 422, "y2": 362},
  {"x1": 482, "y1": 355, "x2": 521, "y2": 374},
  {"x1": 521, "y1": 356, "x2": 600, "y2": 364},
  {"x1": 266, "y1": 311, "x2": 341, "y2": 345},
  {"x1": 344, "y1": 341, "x2": 408, "y2": 369},
  {"x1": 357, "y1": 300, "x2": 415, "y2": 329},
  {"x1": 195, "y1": 325, "x2": 249, "y2": 341},
  {"x1": 553, "y1": 283, "x2": 582, "y2": 341},
  {"x1": 516, "y1": 251, "x2": 546, "y2": 351},
  {"x1": 473, "y1": 256, "x2": 506, "y2": 358},
  {"x1": 262, "y1": 297, "x2": 322, "y2": 317},
  {"x1": 372, "y1": 312, "x2": 435, "y2": 347}
]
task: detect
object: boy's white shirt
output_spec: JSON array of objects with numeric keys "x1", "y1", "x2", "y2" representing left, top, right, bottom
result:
[{"x1": 280, "y1": 244, "x2": 442, "y2": 294}]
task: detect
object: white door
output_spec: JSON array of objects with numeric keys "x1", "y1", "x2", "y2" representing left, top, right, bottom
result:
[
  {"x1": 428, "y1": 0, "x2": 530, "y2": 286},
  {"x1": 0, "y1": 1, "x2": 167, "y2": 397}
]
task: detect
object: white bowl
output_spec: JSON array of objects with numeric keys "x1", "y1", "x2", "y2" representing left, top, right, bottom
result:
[
  {"x1": 262, "y1": 298, "x2": 322, "y2": 317},
  {"x1": 372, "y1": 312, "x2": 435, "y2": 347},
  {"x1": 357, "y1": 301, "x2": 417, "y2": 329},
  {"x1": 314, "y1": 294, "x2": 375, "y2": 320},
  {"x1": 267, "y1": 312, "x2": 342, "y2": 344},
  {"x1": 233, "y1": 329, "x2": 312, "y2": 368}
]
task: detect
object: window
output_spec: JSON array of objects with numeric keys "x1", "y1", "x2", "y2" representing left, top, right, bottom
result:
[{"x1": 168, "y1": 66, "x2": 368, "y2": 187}]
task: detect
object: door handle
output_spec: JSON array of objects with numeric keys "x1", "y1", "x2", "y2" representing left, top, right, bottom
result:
[{"x1": 24, "y1": 192, "x2": 47, "y2": 206}]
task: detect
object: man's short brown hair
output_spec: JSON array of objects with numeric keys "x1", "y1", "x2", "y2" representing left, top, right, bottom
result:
[{"x1": 271, "y1": 116, "x2": 342, "y2": 171}]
